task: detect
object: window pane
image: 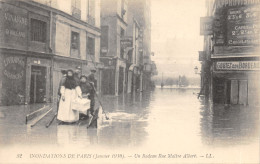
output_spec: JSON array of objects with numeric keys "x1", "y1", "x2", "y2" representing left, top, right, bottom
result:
[{"x1": 87, "y1": 36, "x2": 95, "y2": 56}]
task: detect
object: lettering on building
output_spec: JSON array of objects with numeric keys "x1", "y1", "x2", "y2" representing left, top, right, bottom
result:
[
  {"x1": 216, "y1": 0, "x2": 260, "y2": 9},
  {"x1": 0, "y1": 3, "x2": 28, "y2": 49},
  {"x1": 4, "y1": 12, "x2": 28, "y2": 26},
  {"x1": 3, "y1": 57, "x2": 25, "y2": 80},
  {"x1": 215, "y1": 61, "x2": 260, "y2": 71},
  {"x1": 227, "y1": 5, "x2": 260, "y2": 46}
]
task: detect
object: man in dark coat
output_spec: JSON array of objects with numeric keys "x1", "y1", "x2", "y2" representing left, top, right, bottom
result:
[
  {"x1": 74, "y1": 66, "x2": 81, "y2": 85},
  {"x1": 87, "y1": 69, "x2": 97, "y2": 114},
  {"x1": 88, "y1": 69, "x2": 97, "y2": 89},
  {"x1": 79, "y1": 75, "x2": 94, "y2": 117}
]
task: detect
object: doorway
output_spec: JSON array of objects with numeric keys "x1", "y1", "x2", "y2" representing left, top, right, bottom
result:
[
  {"x1": 118, "y1": 67, "x2": 124, "y2": 95},
  {"x1": 102, "y1": 69, "x2": 115, "y2": 95},
  {"x1": 226, "y1": 79, "x2": 248, "y2": 105},
  {"x1": 30, "y1": 65, "x2": 47, "y2": 103}
]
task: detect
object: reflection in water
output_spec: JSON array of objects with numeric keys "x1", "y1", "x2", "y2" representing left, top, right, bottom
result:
[
  {"x1": 200, "y1": 101, "x2": 259, "y2": 146},
  {"x1": 0, "y1": 88, "x2": 259, "y2": 151}
]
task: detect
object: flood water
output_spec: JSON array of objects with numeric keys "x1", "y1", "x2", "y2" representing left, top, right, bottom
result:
[{"x1": 0, "y1": 88, "x2": 259, "y2": 163}]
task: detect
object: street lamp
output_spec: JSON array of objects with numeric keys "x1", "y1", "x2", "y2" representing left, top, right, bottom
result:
[{"x1": 194, "y1": 66, "x2": 200, "y2": 74}]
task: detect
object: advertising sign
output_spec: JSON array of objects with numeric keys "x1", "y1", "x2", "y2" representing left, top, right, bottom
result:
[
  {"x1": 215, "y1": 61, "x2": 260, "y2": 71},
  {"x1": 227, "y1": 5, "x2": 260, "y2": 46},
  {"x1": 120, "y1": 36, "x2": 133, "y2": 48},
  {"x1": 0, "y1": 3, "x2": 28, "y2": 50}
]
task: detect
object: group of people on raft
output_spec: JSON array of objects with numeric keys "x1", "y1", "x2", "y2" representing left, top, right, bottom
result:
[{"x1": 57, "y1": 66, "x2": 97, "y2": 124}]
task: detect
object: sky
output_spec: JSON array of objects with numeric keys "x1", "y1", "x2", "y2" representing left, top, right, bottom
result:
[{"x1": 150, "y1": 0, "x2": 206, "y2": 78}]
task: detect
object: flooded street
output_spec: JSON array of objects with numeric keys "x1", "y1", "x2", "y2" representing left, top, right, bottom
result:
[{"x1": 0, "y1": 88, "x2": 259, "y2": 163}]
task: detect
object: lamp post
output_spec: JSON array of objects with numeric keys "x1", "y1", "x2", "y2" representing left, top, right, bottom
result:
[{"x1": 194, "y1": 66, "x2": 200, "y2": 74}]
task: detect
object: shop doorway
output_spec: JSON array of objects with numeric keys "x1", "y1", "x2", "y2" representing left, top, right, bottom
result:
[
  {"x1": 102, "y1": 69, "x2": 115, "y2": 95},
  {"x1": 118, "y1": 67, "x2": 124, "y2": 95},
  {"x1": 227, "y1": 79, "x2": 248, "y2": 105},
  {"x1": 30, "y1": 65, "x2": 47, "y2": 103},
  {"x1": 213, "y1": 77, "x2": 225, "y2": 104}
]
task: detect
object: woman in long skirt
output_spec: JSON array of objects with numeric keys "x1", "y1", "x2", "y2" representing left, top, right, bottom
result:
[{"x1": 57, "y1": 70, "x2": 82, "y2": 123}]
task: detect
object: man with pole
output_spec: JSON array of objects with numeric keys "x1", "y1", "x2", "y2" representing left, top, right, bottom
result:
[{"x1": 88, "y1": 69, "x2": 97, "y2": 116}]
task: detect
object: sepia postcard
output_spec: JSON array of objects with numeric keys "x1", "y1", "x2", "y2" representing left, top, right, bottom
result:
[{"x1": 0, "y1": 0, "x2": 259, "y2": 163}]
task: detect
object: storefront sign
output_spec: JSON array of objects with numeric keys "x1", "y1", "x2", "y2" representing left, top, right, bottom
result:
[
  {"x1": 121, "y1": 36, "x2": 133, "y2": 48},
  {"x1": 0, "y1": 3, "x2": 28, "y2": 50},
  {"x1": 227, "y1": 5, "x2": 260, "y2": 46},
  {"x1": 200, "y1": 17, "x2": 213, "y2": 35},
  {"x1": 3, "y1": 56, "x2": 25, "y2": 79},
  {"x1": 216, "y1": 0, "x2": 260, "y2": 9},
  {"x1": 215, "y1": 61, "x2": 260, "y2": 71}
]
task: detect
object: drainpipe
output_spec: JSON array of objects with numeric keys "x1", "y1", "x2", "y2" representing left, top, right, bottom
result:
[{"x1": 50, "y1": 10, "x2": 54, "y2": 103}]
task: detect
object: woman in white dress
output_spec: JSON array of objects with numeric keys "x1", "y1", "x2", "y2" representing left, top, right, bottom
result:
[{"x1": 57, "y1": 70, "x2": 82, "y2": 123}]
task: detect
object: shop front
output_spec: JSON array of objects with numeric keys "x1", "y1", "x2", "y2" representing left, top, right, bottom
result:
[
  {"x1": 26, "y1": 57, "x2": 52, "y2": 104},
  {"x1": 212, "y1": 60, "x2": 260, "y2": 106},
  {"x1": 0, "y1": 54, "x2": 27, "y2": 105},
  {"x1": 0, "y1": 54, "x2": 52, "y2": 105}
]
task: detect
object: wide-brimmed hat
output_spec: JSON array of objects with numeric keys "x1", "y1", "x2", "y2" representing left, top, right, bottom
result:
[{"x1": 80, "y1": 75, "x2": 88, "y2": 80}]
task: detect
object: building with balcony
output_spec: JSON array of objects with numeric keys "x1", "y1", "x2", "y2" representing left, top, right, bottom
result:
[
  {"x1": 0, "y1": 0, "x2": 101, "y2": 105},
  {"x1": 200, "y1": 0, "x2": 260, "y2": 105}
]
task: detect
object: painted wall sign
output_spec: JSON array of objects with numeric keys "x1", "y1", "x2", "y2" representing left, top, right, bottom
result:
[
  {"x1": 3, "y1": 56, "x2": 25, "y2": 79},
  {"x1": 0, "y1": 3, "x2": 28, "y2": 50},
  {"x1": 1, "y1": 55, "x2": 26, "y2": 105},
  {"x1": 215, "y1": 61, "x2": 260, "y2": 71},
  {"x1": 227, "y1": 5, "x2": 260, "y2": 46},
  {"x1": 216, "y1": 0, "x2": 260, "y2": 9}
]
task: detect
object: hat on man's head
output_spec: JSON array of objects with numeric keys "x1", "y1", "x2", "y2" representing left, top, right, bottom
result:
[
  {"x1": 61, "y1": 70, "x2": 67, "y2": 74},
  {"x1": 80, "y1": 75, "x2": 88, "y2": 80}
]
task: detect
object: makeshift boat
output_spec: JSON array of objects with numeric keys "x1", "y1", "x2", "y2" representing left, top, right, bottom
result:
[{"x1": 77, "y1": 107, "x2": 103, "y2": 128}]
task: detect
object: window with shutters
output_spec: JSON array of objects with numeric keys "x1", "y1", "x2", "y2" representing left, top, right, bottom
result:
[
  {"x1": 71, "y1": 31, "x2": 80, "y2": 58},
  {"x1": 87, "y1": 36, "x2": 95, "y2": 60},
  {"x1": 30, "y1": 19, "x2": 47, "y2": 43}
]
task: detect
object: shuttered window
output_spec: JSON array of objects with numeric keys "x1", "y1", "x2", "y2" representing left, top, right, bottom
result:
[{"x1": 87, "y1": 36, "x2": 95, "y2": 56}]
